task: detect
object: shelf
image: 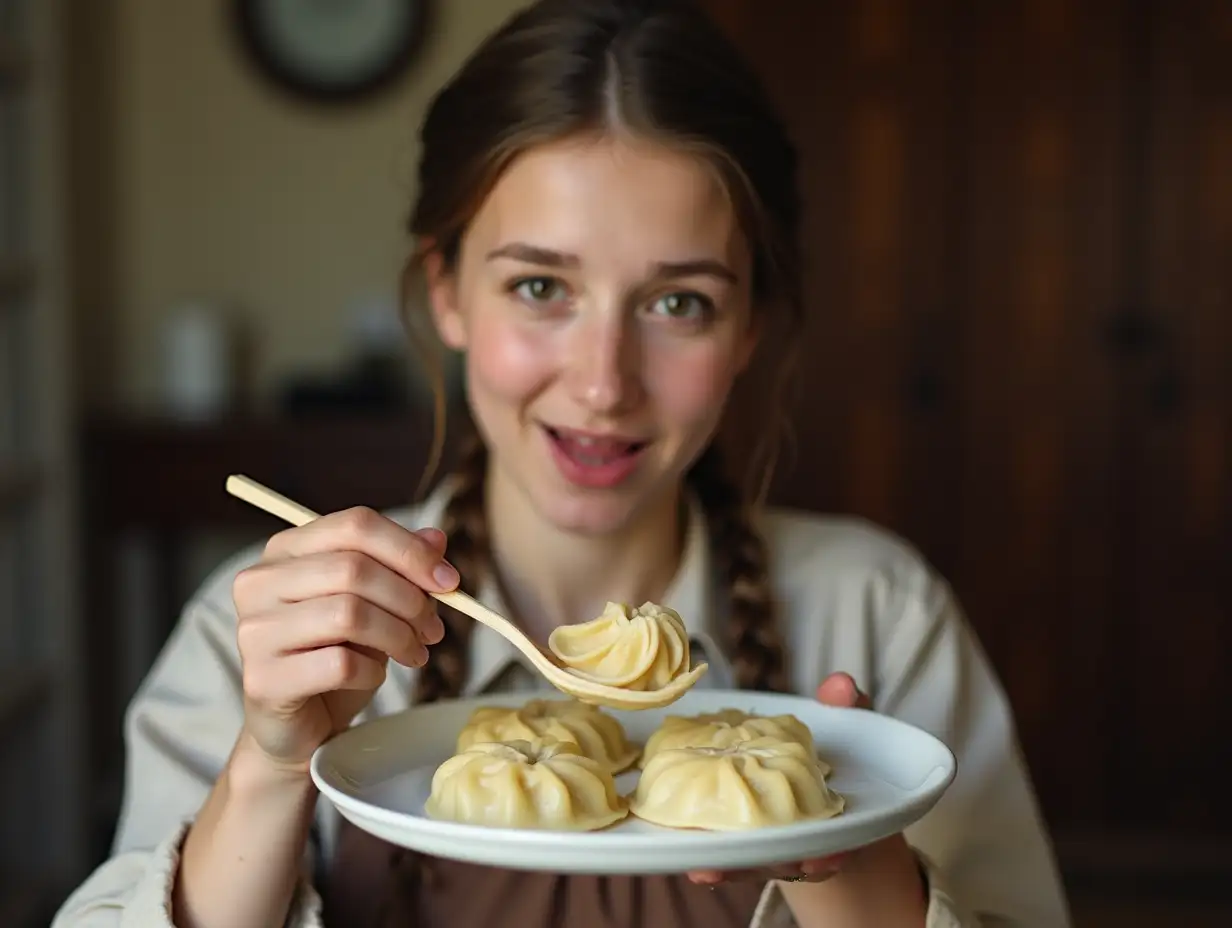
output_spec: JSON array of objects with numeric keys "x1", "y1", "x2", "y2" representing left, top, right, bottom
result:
[{"x1": 81, "y1": 414, "x2": 437, "y2": 531}]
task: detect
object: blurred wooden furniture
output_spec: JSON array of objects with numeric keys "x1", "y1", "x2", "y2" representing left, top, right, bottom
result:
[
  {"x1": 1, "y1": 0, "x2": 88, "y2": 920},
  {"x1": 702, "y1": 0, "x2": 1232, "y2": 850},
  {"x1": 79, "y1": 413, "x2": 438, "y2": 856}
]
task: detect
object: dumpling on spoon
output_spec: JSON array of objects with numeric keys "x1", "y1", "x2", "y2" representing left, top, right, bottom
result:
[{"x1": 547, "y1": 601, "x2": 701, "y2": 692}]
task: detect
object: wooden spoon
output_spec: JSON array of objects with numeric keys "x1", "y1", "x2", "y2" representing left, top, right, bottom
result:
[{"x1": 225, "y1": 474, "x2": 706, "y2": 710}]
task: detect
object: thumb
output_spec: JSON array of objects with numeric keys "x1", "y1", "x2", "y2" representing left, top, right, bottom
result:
[{"x1": 816, "y1": 672, "x2": 872, "y2": 709}]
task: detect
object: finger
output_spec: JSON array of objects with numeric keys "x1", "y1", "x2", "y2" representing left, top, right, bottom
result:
[
  {"x1": 800, "y1": 852, "x2": 851, "y2": 876},
  {"x1": 778, "y1": 871, "x2": 840, "y2": 884},
  {"x1": 686, "y1": 864, "x2": 803, "y2": 884},
  {"x1": 239, "y1": 595, "x2": 429, "y2": 669},
  {"x1": 243, "y1": 645, "x2": 389, "y2": 708},
  {"x1": 348, "y1": 642, "x2": 388, "y2": 665},
  {"x1": 235, "y1": 550, "x2": 446, "y2": 645},
  {"x1": 279, "y1": 594, "x2": 428, "y2": 667},
  {"x1": 415, "y1": 527, "x2": 448, "y2": 555},
  {"x1": 816, "y1": 672, "x2": 871, "y2": 709},
  {"x1": 262, "y1": 507, "x2": 461, "y2": 594}
]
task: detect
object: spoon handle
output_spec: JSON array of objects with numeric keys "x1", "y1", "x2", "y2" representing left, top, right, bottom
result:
[
  {"x1": 226, "y1": 474, "x2": 317, "y2": 526},
  {"x1": 433, "y1": 589, "x2": 554, "y2": 666}
]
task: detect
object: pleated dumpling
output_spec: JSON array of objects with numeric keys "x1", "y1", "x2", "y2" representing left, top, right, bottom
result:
[
  {"x1": 548, "y1": 601, "x2": 692, "y2": 691},
  {"x1": 425, "y1": 739, "x2": 628, "y2": 831},
  {"x1": 629, "y1": 736, "x2": 844, "y2": 830},
  {"x1": 639, "y1": 708, "x2": 823, "y2": 771},
  {"x1": 456, "y1": 698, "x2": 640, "y2": 774}
]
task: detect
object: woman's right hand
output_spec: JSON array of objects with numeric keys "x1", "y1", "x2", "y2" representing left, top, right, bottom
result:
[{"x1": 231, "y1": 506, "x2": 459, "y2": 773}]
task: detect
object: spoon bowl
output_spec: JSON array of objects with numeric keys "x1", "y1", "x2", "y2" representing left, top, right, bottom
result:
[
  {"x1": 225, "y1": 475, "x2": 707, "y2": 710},
  {"x1": 432, "y1": 588, "x2": 707, "y2": 708}
]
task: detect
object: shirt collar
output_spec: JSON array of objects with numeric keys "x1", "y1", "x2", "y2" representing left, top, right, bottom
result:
[{"x1": 402, "y1": 479, "x2": 733, "y2": 696}]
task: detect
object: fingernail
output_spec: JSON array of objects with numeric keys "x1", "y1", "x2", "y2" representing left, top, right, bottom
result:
[
  {"x1": 433, "y1": 562, "x2": 459, "y2": 590},
  {"x1": 416, "y1": 527, "x2": 447, "y2": 549},
  {"x1": 420, "y1": 613, "x2": 445, "y2": 645}
]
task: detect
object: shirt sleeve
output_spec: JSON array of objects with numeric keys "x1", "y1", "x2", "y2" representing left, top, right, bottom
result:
[
  {"x1": 749, "y1": 563, "x2": 1072, "y2": 928},
  {"x1": 873, "y1": 569, "x2": 1072, "y2": 926},
  {"x1": 50, "y1": 553, "x2": 326, "y2": 928}
]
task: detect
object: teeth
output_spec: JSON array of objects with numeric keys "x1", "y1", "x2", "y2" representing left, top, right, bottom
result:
[
  {"x1": 560, "y1": 432, "x2": 624, "y2": 450},
  {"x1": 548, "y1": 427, "x2": 645, "y2": 464}
]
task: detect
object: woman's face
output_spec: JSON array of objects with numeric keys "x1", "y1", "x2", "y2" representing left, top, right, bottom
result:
[{"x1": 429, "y1": 135, "x2": 757, "y2": 536}]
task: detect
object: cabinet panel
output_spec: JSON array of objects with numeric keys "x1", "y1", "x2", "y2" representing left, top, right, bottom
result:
[
  {"x1": 953, "y1": 0, "x2": 1132, "y2": 827},
  {"x1": 704, "y1": 0, "x2": 1232, "y2": 838},
  {"x1": 1116, "y1": 0, "x2": 1232, "y2": 830},
  {"x1": 709, "y1": 0, "x2": 966, "y2": 576}
]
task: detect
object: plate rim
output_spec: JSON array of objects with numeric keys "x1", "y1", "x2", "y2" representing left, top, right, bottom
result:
[
  {"x1": 310, "y1": 685, "x2": 960, "y2": 867},
  {"x1": 310, "y1": 688, "x2": 957, "y2": 866}
]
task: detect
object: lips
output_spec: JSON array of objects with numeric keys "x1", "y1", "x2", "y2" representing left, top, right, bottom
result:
[
  {"x1": 546, "y1": 427, "x2": 647, "y2": 464},
  {"x1": 542, "y1": 426, "x2": 650, "y2": 488}
]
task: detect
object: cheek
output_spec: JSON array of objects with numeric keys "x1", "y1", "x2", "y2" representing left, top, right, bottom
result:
[
  {"x1": 465, "y1": 313, "x2": 554, "y2": 407},
  {"x1": 645, "y1": 343, "x2": 739, "y2": 433}
]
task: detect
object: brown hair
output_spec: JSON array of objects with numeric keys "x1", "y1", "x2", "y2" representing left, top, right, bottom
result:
[{"x1": 408, "y1": 0, "x2": 802, "y2": 704}]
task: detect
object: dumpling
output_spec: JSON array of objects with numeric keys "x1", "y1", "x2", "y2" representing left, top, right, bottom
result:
[
  {"x1": 456, "y1": 698, "x2": 640, "y2": 774},
  {"x1": 639, "y1": 708, "x2": 824, "y2": 772},
  {"x1": 629, "y1": 736, "x2": 844, "y2": 830},
  {"x1": 548, "y1": 601, "x2": 693, "y2": 691},
  {"x1": 424, "y1": 739, "x2": 628, "y2": 831}
]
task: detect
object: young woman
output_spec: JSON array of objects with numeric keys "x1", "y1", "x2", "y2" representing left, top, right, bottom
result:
[{"x1": 54, "y1": 1, "x2": 1071, "y2": 926}]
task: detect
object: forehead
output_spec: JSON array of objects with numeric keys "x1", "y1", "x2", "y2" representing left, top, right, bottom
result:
[{"x1": 464, "y1": 136, "x2": 747, "y2": 270}]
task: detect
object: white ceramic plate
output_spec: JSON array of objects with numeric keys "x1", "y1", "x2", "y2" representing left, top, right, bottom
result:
[{"x1": 311, "y1": 689, "x2": 956, "y2": 875}]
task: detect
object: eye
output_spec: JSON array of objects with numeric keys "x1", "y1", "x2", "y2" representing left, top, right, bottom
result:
[
  {"x1": 510, "y1": 276, "x2": 567, "y2": 304},
  {"x1": 649, "y1": 291, "x2": 713, "y2": 322}
]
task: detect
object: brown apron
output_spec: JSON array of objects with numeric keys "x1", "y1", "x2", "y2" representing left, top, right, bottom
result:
[{"x1": 322, "y1": 816, "x2": 766, "y2": 928}]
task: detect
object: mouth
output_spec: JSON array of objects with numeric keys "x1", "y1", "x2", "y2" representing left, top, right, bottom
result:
[{"x1": 543, "y1": 426, "x2": 650, "y2": 467}]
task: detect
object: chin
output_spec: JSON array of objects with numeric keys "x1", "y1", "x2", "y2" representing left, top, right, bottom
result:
[
  {"x1": 531, "y1": 458, "x2": 689, "y2": 538},
  {"x1": 530, "y1": 484, "x2": 649, "y2": 538}
]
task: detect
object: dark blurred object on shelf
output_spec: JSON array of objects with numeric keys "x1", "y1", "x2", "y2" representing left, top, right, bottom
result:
[{"x1": 278, "y1": 353, "x2": 413, "y2": 419}]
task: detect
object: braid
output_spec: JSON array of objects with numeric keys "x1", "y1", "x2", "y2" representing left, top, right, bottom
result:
[
  {"x1": 687, "y1": 444, "x2": 789, "y2": 693},
  {"x1": 412, "y1": 431, "x2": 491, "y2": 704}
]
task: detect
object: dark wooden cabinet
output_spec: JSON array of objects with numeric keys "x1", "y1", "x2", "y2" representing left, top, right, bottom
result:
[
  {"x1": 705, "y1": 0, "x2": 1232, "y2": 842},
  {"x1": 1116, "y1": 0, "x2": 1232, "y2": 833}
]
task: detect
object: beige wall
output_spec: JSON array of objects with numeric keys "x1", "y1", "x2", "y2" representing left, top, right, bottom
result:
[{"x1": 71, "y1": 0, "x2": 529, "y2": 413}]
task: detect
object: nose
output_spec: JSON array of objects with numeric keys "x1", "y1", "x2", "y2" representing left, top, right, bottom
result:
[{"x1": 565, "y1": 312, "x2": 642, "y2": 414}]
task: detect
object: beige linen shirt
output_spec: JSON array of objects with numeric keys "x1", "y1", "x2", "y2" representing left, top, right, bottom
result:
[{"x1": 52, "y1": 484, "x2": 1072, "y2": 927}]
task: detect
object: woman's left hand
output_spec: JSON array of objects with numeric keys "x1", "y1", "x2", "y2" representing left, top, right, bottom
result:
[{"x1": 685, "y1": 672, "x2": 918, "y2": 888}]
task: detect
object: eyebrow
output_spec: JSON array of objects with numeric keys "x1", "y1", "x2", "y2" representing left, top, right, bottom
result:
[{"x1": 486, "y1": 242, "x2": 739, "y2": 284}]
